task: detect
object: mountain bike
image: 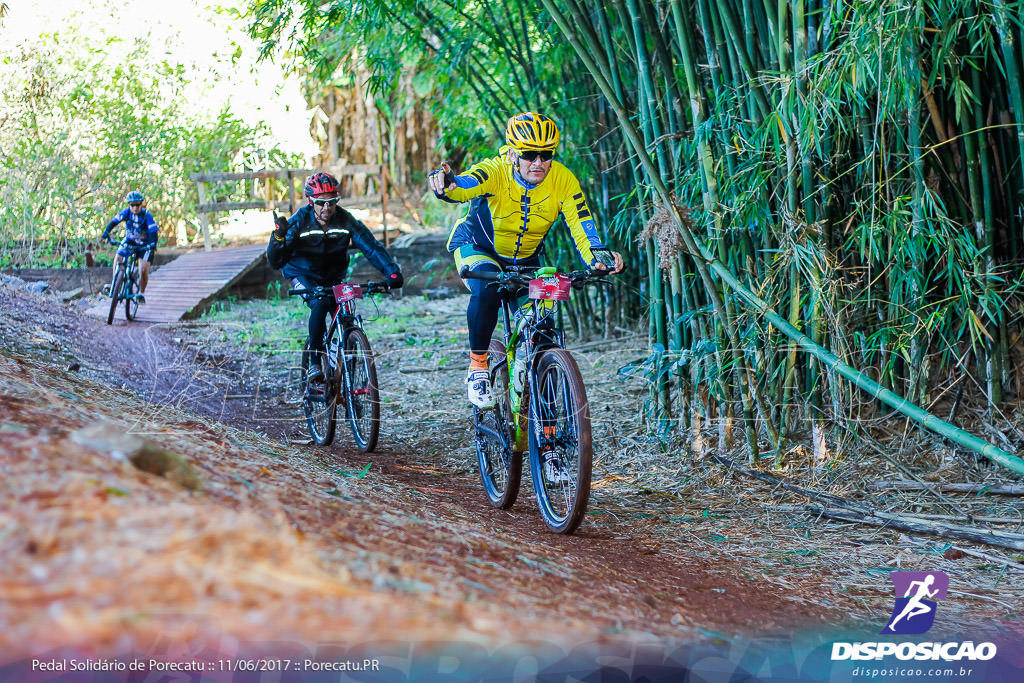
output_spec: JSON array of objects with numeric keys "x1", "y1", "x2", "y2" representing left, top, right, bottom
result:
[
  {"x1": 105, "y1": 241, "x2": 149, "y2": 325},
  {"x1": 288, "y1": 281, "x2": 391, "y2": 451},
  {"x1": 462, "y1": 265, "x2": 614, "y2": 534}
]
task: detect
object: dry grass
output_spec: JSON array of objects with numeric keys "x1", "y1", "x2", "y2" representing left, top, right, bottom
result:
[
  {"x1": 182, "y1": 290, "x2": 1024, "y2": 636},
  {"x1": 1, "y1": 281, "x2": 1020, "y2": 659}
]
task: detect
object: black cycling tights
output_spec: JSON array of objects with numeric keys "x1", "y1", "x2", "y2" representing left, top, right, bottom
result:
[
  {"x1": 292, "y1": 277, "x2": 332, "y2": 354},
  {"x1": 466, "y1": 263, "x2": 502, "y2": 355},
  {"x1": 307, "y1": 296, "x2": 332, "y2": 354}
]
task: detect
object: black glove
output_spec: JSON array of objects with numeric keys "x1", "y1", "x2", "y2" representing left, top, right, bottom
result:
[
  {"x1": 273, "y1": 214, "x2": 289, "y2": 237},
  {"x1": 591, "y1": 248, "x2": 616, "y2": 269},
  {"x1": 387, "y1": 271, "x2": 404, "y2": 289},
  {"x1": 428, "y1": 164, "x2": 457, "y2": 196}
]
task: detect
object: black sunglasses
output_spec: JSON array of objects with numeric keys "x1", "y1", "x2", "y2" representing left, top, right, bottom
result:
[
  {"x1": 312, "y1": 197, "x2": 340, "y2": 206},
  {"x1": 519, "y1": 150, "x2": 554, "y2": 162},
  {"x1": 129, "y1": 203, "x2": 142, "y2": 208}
]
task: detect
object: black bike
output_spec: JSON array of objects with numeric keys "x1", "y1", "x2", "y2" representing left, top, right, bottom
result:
[
  {"x1": 289, "y1": 281, "x2": 391, "y2": 450},
  {"x1": 462, "y1": 265, "x2": 614, "y2": 534},
  {"x1": 105, "y1": 240, "x2": 149, "y2": 325}
]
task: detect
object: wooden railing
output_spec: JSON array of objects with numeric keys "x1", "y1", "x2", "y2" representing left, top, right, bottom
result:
[{"x1": 188, "y1": 164, "x2": 390, "y2": 251}]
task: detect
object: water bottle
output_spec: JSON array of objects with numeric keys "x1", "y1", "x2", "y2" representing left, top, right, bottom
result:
[
  {"x1": 512, "y1": 345, "x2": 527, "y2": 395},
  {"x1": 326, "y1": 331, "x2": 340, "y2": 371},
  {"x1": 510, "y1": 344, "x2": 527, "y2": 413}
]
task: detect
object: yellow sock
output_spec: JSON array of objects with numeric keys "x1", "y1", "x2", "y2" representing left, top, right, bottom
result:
[{"x1": 469, "y1": 352, "x2": 488, "y2": 372}]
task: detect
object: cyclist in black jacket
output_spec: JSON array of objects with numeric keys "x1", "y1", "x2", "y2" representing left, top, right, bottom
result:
[{"x1": 267, "y1": 172, "x2": 402, "y2": 383}]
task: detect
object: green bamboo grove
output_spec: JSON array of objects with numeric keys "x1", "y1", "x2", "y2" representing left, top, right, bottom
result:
[
  {"x1": 251, "y1": 0, "x2": 1024, "y2": 470},
  {"x1": 535, "y1": 0, "x2": 1024, "y2": 470}
]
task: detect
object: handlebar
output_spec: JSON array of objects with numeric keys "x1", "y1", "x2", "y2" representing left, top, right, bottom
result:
[
  {"x1": 459, "y1": 265, "x2": 621, "y2": 289},
  {"x1": 112, "y1": 240, "x2": 152, "y2": 254},
  {"x1": 287, "y1": 281, "x2": 394, "y2": 299}
]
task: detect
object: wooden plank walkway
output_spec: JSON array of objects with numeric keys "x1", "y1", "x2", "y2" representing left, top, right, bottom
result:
[{"x1": 87, "y1": 243, "x2": 268, "y2": 323}]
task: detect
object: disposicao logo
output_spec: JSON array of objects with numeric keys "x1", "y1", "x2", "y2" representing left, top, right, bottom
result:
[
  {"x1": 882, "y1": 570, "x2": 948, "y2": 635},
  {"x1": 831, "y1": 570, "x2": 998, "y2": 662}
]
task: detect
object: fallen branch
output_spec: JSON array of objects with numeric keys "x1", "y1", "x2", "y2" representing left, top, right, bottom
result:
[
  {"x1": 897, "y1": 512, "x2": 1024, "y2": 525},
  {"x1": 852, "y1": 433, "x2": 970, "y2": 516},
  {"x1": 765, "y1": 504, "x2": 1024, "y2": 552},
  {"x1": 944, "y1": 545, "x2": 1024, "y2": 573},
  {"x1": 898, "y1": 534, "x2": 1024, "y2": 573},
  {"x1": 712, "y1": 454, "x2": 870, "y2": 512},
  {"x1": 712, "y1": 456, "x2": 1024, "y2": 551},
  {"x1": 867, "y1": 481, "x2": 1024, "y2": 496}
]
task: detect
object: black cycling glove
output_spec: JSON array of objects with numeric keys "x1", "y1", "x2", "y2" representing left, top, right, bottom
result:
[{"x1": 591, "y1": 248, "x2": 616, "y2": 269}]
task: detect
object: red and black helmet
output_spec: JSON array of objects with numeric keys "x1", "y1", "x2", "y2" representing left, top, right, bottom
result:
[{"x1": 304, "y1": 172, "x2": 339, "y2": 198}]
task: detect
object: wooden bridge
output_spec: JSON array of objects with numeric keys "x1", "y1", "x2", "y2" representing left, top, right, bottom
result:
[{"x1": 86, "y1": 244, "x2": 268, "y2": 324}]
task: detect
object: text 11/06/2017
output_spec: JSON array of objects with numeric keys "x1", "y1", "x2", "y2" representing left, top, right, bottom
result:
[{"x1": 31, "y1": 658, "x2": 382, "y2": 673}]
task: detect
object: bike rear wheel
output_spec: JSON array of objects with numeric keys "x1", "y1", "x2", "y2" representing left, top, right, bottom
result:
[
  {"x1": 106, "y1": 270, "x2": 123, "y2": 325},
  {"x1": 124, "y1": 264, "x2": 140, "y2": 321},
  {"x1": 528, "y1": 348, "x2": 592, "y2": 534},
  {"x1": 302, "y1": 341, "x2": 337, "y2": 445},
  {"x1": 342, "y1": 328, "x2": 380, "y2": 452},
  {"x1": 474, "y1": 339, "x2": 522, "y2": 509}
]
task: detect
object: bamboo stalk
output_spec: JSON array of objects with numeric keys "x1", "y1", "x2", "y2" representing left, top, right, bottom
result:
[{"x1": 542, "y1": 0, "x2": 1024, "y2": 477}]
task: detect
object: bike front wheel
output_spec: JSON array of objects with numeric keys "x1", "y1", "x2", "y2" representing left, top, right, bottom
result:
[
  {"x1": 342, "y1": 328, "x2": 380, "y2": 452},
  {"x1": 528, "y1": 348, "x2": 593, "y2": 534},
  {"x1": 124, "y1": 266, "x2": 140, "y2": 321},
  {"x1": 302, "y1": 342, "x2": 337, "y2": 446},
  {"x1": 106, "y1": 270, "x2": 123, "y2": 325},
  {"x1": 474, "y1": 339, "x2": 522, "y2": 509}
]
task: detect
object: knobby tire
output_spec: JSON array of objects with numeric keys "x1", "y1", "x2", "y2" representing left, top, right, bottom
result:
[
  {"x1": 125, "y1": 263, "x2": 140, "y2": 321},
  {"x1": 474, "y1": 339, "x2": 523, "y2": 509},
  {"x1": 343, "y1": 328, "x2": 380, "y2": 452},
  {"x1": 528, "y1": 348, "x2": 592, "y2": 534},
  {"x1": 302, "y1": 338, "x2": 337, "y2": 446},
  {"x1": 106, "y1": 270, "x2": 123, "y2": 325}
]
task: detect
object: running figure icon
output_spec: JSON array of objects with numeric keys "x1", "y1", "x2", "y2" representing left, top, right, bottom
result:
[
  {"x1": 882, "y1": 571, "x2": 949, "y2": 635},
  {"x1": 887, "y1": 575, "x2": 938, "y2": 631}
]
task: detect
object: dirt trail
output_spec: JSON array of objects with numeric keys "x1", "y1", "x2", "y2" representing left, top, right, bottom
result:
[{"x1": 1, "y1": 283, "x2": 1018, "y2": 680}]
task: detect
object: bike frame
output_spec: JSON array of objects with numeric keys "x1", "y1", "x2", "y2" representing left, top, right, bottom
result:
[
  {"x1": 325, "y1": 286, "x2": 368, "y2": 391},
  {"x1": 288, "y1": 281, "x2": 389, "y2": 446},
  {"x1": 484, "y1": 267, "x2": 600, "y2": 451},
  {"x1": 497, "y1": 289, "x2": 564, "y2": 451},
  {"x1": 111, "y1": 245, "x2": 145, "y2": 296},
  {"x1": 106, "y1": 240, "x2": 149, "y2": 324}
]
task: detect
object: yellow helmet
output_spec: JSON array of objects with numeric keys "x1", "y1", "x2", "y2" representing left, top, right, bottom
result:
[{"x1": 505, "y1": 112, "x2": 560, "y2": 152}]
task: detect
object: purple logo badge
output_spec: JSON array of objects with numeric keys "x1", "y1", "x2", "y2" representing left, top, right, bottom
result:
[{"x1": 881, "y1": 571, "x2": 949, "y2": 635}]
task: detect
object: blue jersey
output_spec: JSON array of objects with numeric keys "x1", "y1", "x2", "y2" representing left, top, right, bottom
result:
[{"x1": 103, "y1": 208, "x2": 159, "y2": 246}]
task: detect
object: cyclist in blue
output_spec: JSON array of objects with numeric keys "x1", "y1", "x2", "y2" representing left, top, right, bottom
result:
[{"x1": 101, "y1": 190, "x2": 159, "y2": 304}]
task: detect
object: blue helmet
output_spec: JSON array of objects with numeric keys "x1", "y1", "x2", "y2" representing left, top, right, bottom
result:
[{"x1": 125, "y1": 190, "x2": 144, "y2": 204}]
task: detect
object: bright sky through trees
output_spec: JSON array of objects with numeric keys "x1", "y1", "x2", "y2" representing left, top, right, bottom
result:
[{"x1": 5, "y1": 0, "x2": 317, "y2": 159}]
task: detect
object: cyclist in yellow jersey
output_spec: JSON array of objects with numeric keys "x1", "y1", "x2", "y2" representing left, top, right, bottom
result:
[{"x1": 429, "y1": 111, "x2": 623, "y2": 409}]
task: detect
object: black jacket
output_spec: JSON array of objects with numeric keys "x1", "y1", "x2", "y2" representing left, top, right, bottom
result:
[{"x1": 267, "y1": 204, "x2": 399, "y2": 284}]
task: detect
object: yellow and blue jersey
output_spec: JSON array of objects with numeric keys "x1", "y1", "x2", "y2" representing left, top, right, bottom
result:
[{"x1": 441, "y1": 156, "x2": 607, "y2": 266}]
